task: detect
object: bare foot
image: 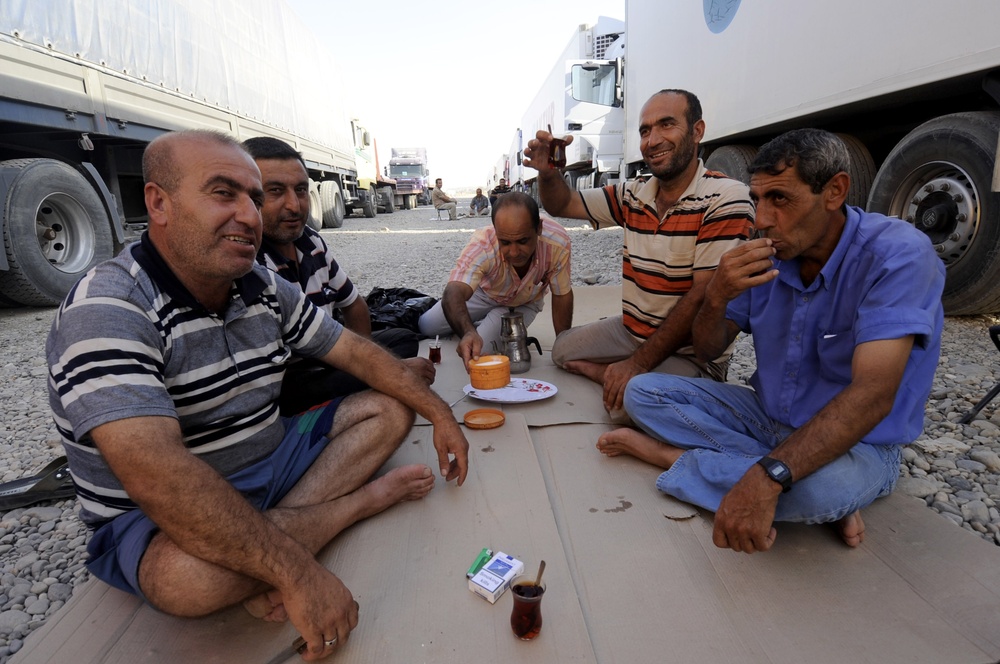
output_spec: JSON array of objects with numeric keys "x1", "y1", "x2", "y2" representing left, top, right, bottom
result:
[
  {"x1": 358, "y1": 464, "x2": 435, "y2": 514},
  {"x1": 562, "y1": 360, "x2": 608, "y2": 385},
  {"x1": 836, "y1": 511, "x2": 866, "y2": 547},
  {"x1": 596, "y1": 428, "x2": 683, "y2": 469},
  {"x1": 243, "y1": 588, "x2": 288, "y2": 622}
]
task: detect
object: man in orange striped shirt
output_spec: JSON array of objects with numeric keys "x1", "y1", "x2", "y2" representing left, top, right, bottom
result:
[{"x1": 524, "y1": 89, "x2": 754, "y2": 417}]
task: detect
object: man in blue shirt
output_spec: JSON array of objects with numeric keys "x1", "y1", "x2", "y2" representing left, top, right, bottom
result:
[{"x1": 596, "y1": 129, "x2": 944, "y2": 554}]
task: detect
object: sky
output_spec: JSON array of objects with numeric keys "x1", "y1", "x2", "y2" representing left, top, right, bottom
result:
[{"x1": 284, "y1": 0, "x2": 625, "y2": 191}]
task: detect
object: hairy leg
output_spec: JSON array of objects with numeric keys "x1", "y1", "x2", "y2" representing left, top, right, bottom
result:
[
  {"x1": 836, "y1": 511, "x2": 866, "y2": 547},
  {"x1": 596, "y1": 427, "x2": 684, "y2": 469},
  {"x1": 138, "y1": 391, "x2": 421, "y2": 617},
  {"x1": 562, "y1": 359, "x2": 609, "y2": 385}
]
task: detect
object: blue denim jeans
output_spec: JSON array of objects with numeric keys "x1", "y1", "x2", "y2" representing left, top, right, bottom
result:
[{"x1": 623, "y1": 374, "x2": 901, "y2": 524}]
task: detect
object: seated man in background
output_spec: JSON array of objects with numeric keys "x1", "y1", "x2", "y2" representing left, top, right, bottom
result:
[
  {"x1": 489, "y1": 177, "x2": 512, "y2": 207},
  {"x1": 432, "y1": 177, "x2": 458, "y2": 220},
  {"x1": 47, "y1": 130, "x2": 470, "y2": 657},
  {"x1": 599, "y1": 129, "x2": 944, "y2": 553},
  {"x1": 418, "y1": 192, "x2": 574, "y2": 368},
  {"x1": 523, "y1": 89, "x2": 754, "y2": 418},
  {"x1": 244, "y1": 137, "x2": 433, "y2": 415},
  {"x1": 469, "y1": 188, "x2": 490, "y2": 216}
]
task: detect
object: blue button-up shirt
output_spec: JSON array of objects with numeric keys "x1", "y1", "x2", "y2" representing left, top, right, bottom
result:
[{"x1": 726, "y1": 206, "x2": 944, "y2": 445}]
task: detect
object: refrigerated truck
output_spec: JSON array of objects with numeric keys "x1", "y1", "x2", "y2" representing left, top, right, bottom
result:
[
  {"x1": 505, "y1": 17, "x2": 625, "y2": 199},
  {"x1": 0, "y1": 0, "x2": 386, "y2": 307},
  {"x1": 615, "y1": 0, "x2": 1000, "y2": 315}
]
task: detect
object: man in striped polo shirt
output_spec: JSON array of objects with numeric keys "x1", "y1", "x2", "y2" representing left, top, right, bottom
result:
[
  {"x1": 524, "y1": 89, "x2": 754, "y2": 417},
  {"x1": 418, "y1": 192, "x2": 574, "y2": 368},
  {"x1": 46, "y1": 130, "x2": 469, "y2": 656}
]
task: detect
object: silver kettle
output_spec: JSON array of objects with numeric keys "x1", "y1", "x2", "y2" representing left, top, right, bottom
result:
[{"x1": 496, "y1": 308, "x2": 542, "y2": 374}]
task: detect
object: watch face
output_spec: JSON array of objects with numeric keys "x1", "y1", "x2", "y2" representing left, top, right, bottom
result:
[{"x1": 772, "y1": 462, "x2": 790, "y2": 481}]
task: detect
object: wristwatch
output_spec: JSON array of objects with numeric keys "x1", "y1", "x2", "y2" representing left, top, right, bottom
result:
[{"x1": 757, "y1": 456, "x2": 793, "y2": 493}]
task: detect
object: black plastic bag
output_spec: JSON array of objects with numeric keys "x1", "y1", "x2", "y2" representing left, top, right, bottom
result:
[{"x1": 365, "y1": 287, "x2": 438, "y2": 334}]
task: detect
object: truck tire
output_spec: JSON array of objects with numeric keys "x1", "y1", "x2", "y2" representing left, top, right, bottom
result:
[
  {"x1": 379, "y1": 186, "x2": 395, "y2": 214},
  {"x1": 0, "y1": 158, "x2": 113, "y2": 306},
  {"x1": 361, "y1": 188, "x2": 377, "y2": 218},
  {"x1": 835, "y1": 133, "x2": 876, "y2": 209},
  {"x1": 306, "y1": 180, "x2": 323, "y2": 231},
  {"x1": 402, "y1": 194, "x2": 413, "y2": 210},
  {"x1": 705, "y1": 145, "x2": 757, "y2": 185},
  {"x1": 867, "y1": 111, "x2": 1000, "y2": 315},
  {"x1": 319, "y1": 181, "x2": 345, "y2": 229}
]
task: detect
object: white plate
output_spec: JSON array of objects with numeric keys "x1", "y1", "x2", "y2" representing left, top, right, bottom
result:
[{"x1": 463, "y1": 378, "x2": 558, "y2": 403}]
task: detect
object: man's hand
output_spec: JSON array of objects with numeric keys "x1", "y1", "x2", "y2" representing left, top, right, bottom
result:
[
  {"x1": 457, "y1": 330, "x2": 485, "y2": 371},
  {"x1": 280, "y1": 566, "x2": 359, "y2": 660},
  {"x1": 431, "y1": 418, "x2": 470, "y2": 486},
  {"x1": 402, "y1": 357, "x2": 436, "y2": 385},
  {"x1": 602, "y1": 357, "x2": 645, "y2": 413},
  {"x1": 712, "y1": 466, "x2": 781, "y2": 553},
  {"x1": 523, "y1": 129, "x2": 574, "y2": 171},
  {"x1": 710, "y1": 238, "x2": 779, "y2": 303}
]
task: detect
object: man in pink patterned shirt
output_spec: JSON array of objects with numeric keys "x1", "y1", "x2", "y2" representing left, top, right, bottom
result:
[{"x1": 418, "y1": 192, "x2": 574, "y2": 369}]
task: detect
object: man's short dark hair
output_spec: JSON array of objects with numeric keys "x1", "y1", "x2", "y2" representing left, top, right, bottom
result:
[
  {"x1": 242, "y1": 136, "x2": 307, "y2": 169},
  {"x1": 749, "y1": 129, "x2": 850, "y2": 193},
  {"x1": 652, "y1": 89, "x2": 703, "y2": 128},
  {"x1": 492, "y1": 191, "x2": 541, "y2": 231}
]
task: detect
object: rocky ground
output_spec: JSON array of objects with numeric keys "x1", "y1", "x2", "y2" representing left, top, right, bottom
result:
[{"x1": 0, "y1": 199, "x2": 998, "y2": 660}]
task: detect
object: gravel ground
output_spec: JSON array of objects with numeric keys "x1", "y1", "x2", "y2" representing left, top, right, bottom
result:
[{"x1": 0, "y1": 199, "x2": 999, "y2": 660}]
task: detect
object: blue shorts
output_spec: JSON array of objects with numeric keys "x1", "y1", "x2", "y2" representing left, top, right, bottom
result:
[{"x1": 85, "y1": 399, "x2": 342, "y2": 600}]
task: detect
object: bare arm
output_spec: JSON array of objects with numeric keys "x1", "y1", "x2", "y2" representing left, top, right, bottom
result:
[
  {"x1": 712, "y1": 336, "x2": 915, "y2": 553},
  {"x1": 601, "y1": 271, "x2": 711, "y2": 412},
  {"x1": 523, "y1": 130, "x2": 588, "y2": 219},
  {"x1": 694, "y1": 239, "x2": 779, "y2": 363},
  {"x1": 440, "y1": 281, "x2": 484, "y2": 369},
  {"x1": 550, "y1": 290, "x2": 573, "y2": 336},
  {"x1": 340, "y1": 297, "x2": 373, "y2": 338},
  {"x1": 321, "y1": 329, "x2": 470, "y2": 485}
]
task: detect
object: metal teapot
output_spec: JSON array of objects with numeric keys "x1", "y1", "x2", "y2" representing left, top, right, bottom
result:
[{"x1": 494, "y1": 308, "x2": 542, "y2": 374}]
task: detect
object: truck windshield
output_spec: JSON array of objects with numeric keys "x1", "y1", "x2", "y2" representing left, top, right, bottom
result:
[
  {"x1": 571, "y1": 64, "x2": 619, "y2": 107},
  {"x1": 390, "y1": 166, "x2": 421, "y2": 177}
]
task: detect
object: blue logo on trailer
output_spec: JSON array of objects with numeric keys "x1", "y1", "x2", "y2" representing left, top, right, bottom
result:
[{"x1": 704, "y1": 0, "x2": 741, "y2": 33}]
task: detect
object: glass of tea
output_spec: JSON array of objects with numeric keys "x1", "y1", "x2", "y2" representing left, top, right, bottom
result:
[
  {"x1": 546, "y1": 124, "x2": 567, "y2": 170},
  {"x1": 509, "y1": 576, "x2": 546, "y2": 640},
  {"x1": 428, "y1": 340, "x2": 442, "y2": 364}
]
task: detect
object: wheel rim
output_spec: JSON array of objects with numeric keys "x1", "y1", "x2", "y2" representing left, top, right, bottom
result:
[
  {"x1": 886, "y1": 161, "x2": 980, "y2": 267},
  {"x1": 33, "y1": 192, "x2": 97, "y2": 273}
]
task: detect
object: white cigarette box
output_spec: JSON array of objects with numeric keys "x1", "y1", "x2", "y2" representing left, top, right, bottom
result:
[{"x1": 468, "y1": 551, "x2": 523, "y2": 603}]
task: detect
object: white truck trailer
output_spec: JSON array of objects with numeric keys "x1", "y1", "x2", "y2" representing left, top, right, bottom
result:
[
  {"x1": 507, "y1": 17, "x2": 625, "y2": 199},
  {"x1": 0, "y1": 0, "x2": 386, "y2": 307},
  {"x1": 616, "y1": 0, "x2": 1000, "y2": 315}
]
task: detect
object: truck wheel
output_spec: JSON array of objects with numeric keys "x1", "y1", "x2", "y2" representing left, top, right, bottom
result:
[
  {"x1": 705, "y1": 145, "x2": 757, "y2": 185},
  {"x1": 868, "y1": 111, "x2": 1000, "y2": 315},
  {"x1": 306, "y1": 180, "x2": 323, "y2": 231},
  {"x1": 0, "y1": 158, "x2": 113, "y2": 306},
  {"x1": 379, "y1": 186, "x2": 395, "y2": 214},
  {"x1": 598, "y1": 172, "x2": 615, "y2": 189},
  {"x1": 319, "y1": 181, "x2": 345, "y2": 229},
  {"x1": 835, "y1": 134, "x2": 876, "y2": 209},
  {"x1": 361, "y1": 188, "x2": 377, "y2": 218},
  {"x1": 402, "y1": 194, "x2": 413, "y2": 210}
]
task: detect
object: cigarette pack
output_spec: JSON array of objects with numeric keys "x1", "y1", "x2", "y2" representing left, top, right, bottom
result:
[{"x1": 468, "y1": 551, "x2": 523, "y2": 603}]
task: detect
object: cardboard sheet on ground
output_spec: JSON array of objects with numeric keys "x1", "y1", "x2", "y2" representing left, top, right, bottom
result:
[
  {"x1": 532, "y1": 423, "x2": 1000, "y2": 663},
  {"x1": 14, "y1": 416, "x2": 595, "y2": 664}
]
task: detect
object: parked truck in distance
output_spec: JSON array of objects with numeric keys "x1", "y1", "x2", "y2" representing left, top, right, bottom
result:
[
  {"x1": 0, "y1": 0, "x2": 382, "y2": 307},
  {"x1": 611, "y1": 0, "x2": 1000, "y2": 315},
  {"x1": 500, "y1": 17, "x2": 625, "y2": 200},
  {"x1": 387, "y1": 148, "x2": 431, "y2": 209}
]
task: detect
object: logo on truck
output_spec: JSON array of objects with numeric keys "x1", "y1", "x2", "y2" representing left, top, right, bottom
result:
[{"x1": 704, "y1": 0, "x2": 741, "y2": 33}]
